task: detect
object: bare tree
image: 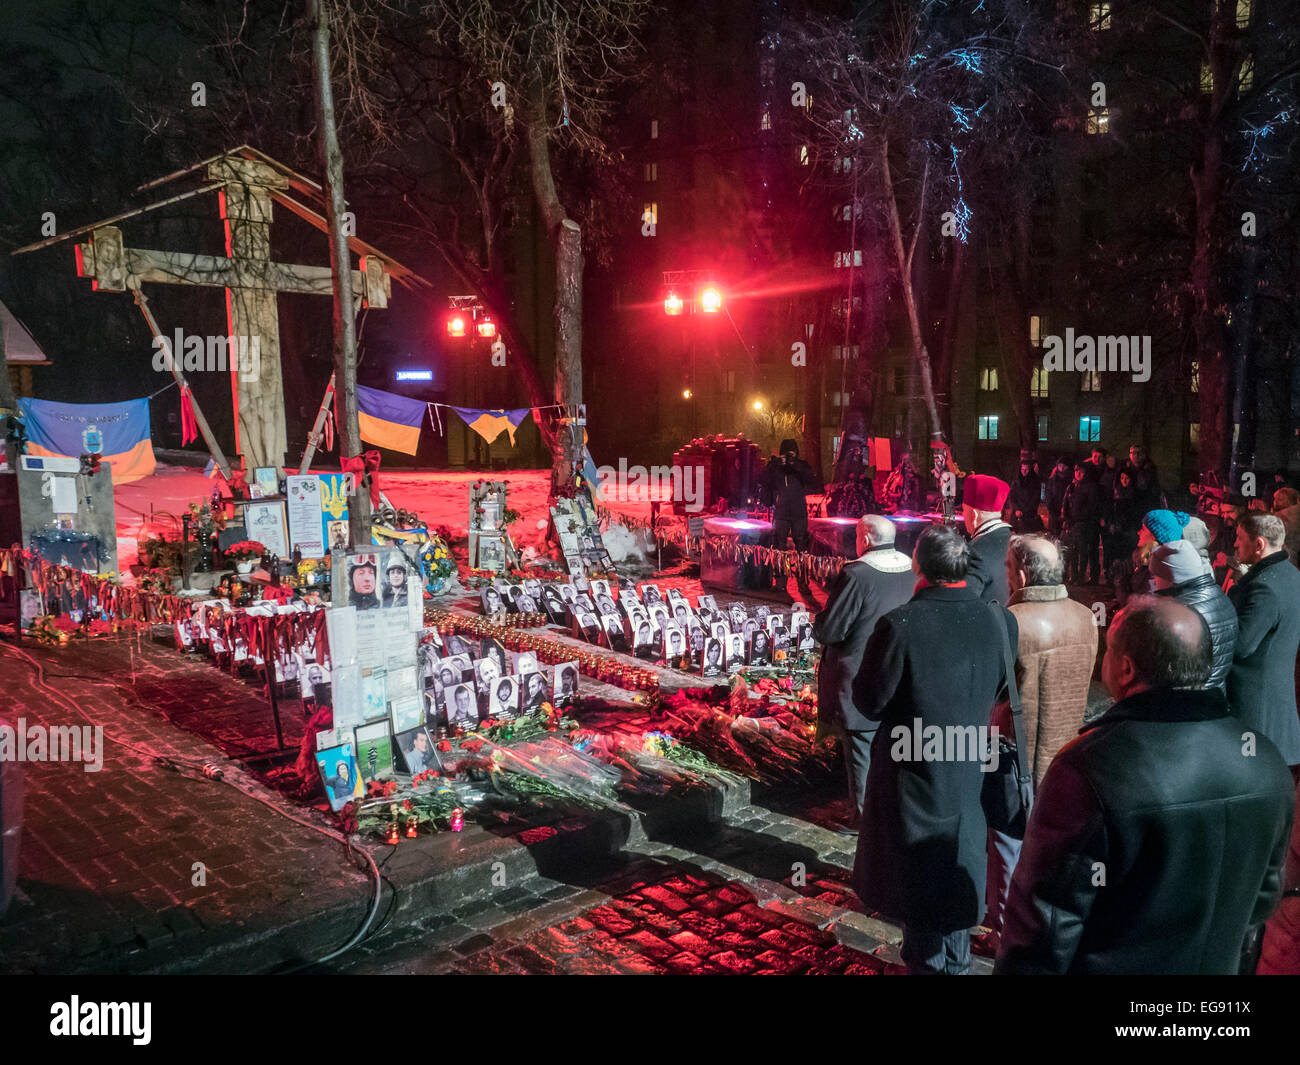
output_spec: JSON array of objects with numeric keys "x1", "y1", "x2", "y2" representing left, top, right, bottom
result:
[{"x1": 428, "y1": 0, "x2": 652, "y2": 491}]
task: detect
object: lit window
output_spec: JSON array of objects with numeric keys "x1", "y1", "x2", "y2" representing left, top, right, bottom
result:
[
  {"x1": 832, "y1": 345, "x2": 860, "y2": 360},
  {"x1": 1237, "y1": 0, "x2": 1252, "y2": 29},
  {"x1": 804, "y1": 93, "x2": 814, "y2": 114},
  {"x1": 1190, "y1": 361, "x2": 1199, "y2": 393},
  {"x1": 1087, "y1": 108, "x2": 1110, "y2": 134},
  {"x1": 893, "y1": 411, "x2": 905, "y2": 435},
  {"x1": 834, "y1": 250, "x2": 863, "y2": 268},
  {"x1": 1037, "y1": 413, "x2": 1049, "y2": 442},
  {"x1": 1031, "y1": 367, "x2": 1050, "y2": 398},
  {"x1": 1081, "y1": 370, "x2": 1102, "y2": 392},
  {"x1": 1189, "y1": 422, "x2": 1201, "y2": 446},
  {"x1": 979, "y1": 368, "x2": 999, "y2": 391},
  {"x1": 642, "y1": 202, "x2": 658, "y2": 226},
  {"x1": 760, "y1": 110, "x2": 772, "y2": 130},
  {"x1": 1239, "y1": 55, "x2": 1254, "y2": 94},
  {"x1": 650, "y1": 119, "x2": 659, "y2": 139},
  {"x1": 831, "y1": 391, "x2": 851, "y2": 407},
  {"x1": 799, "y1": 145, "x2": 810, "y2": 166},
  {"x1": 1080, "y1": 415, "x2": 1101, "y2": 442},
  {"x1": 644, "y1": 162, "x2": 658, "y2": 182},
  {"x1": 1029, "y1": 314, "x2": 1042, "y2": 346},
  {"x1": 1200, "y1": 63, "x2": 1214, "y2": 95},
  {"x1": 1089, "y1": 3, "x2": 1112, "y2": 30},
  {"x1": 978, "y1": 415, "x2": 1000, "y2": 441}
]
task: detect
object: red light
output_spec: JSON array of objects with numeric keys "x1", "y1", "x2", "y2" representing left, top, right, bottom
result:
[
  {"x1": 476, "y1": 318, "x2": 497, "y2": 338},
  {"x1": 700, "y1": 286, "x2": 723, "y2": 313},
  {"x1": 663, "y1": 290, "x2": 684, "y2": 316},
  {"x1": 446, "y1": 315, "x2": 467, "y2": 337}
]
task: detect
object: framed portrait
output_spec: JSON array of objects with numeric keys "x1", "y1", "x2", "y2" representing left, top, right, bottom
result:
[
  {"x1": 473, "y1": 655, "x2": 504, "y2": 692},
  {"x1": 640, "y1": 583, "x2": 663, "y2": 605},
  {"x1": 631, "y1": 616, "x2": 655, "y2": 655},
  {"x1": 389, "y1": 693, "x2": 423, "y2": 734},
  {"x1": 541, "y1": 584, "x2": 568, "y2": 624},
  {"x1": 354, "y1": 721, "x2": 395, "y2": 786},
  {"x1": 662, "y1": 623, "x2": 688, "y2": 663},
  {"x1": 797, "y1": 623, "x2": 815, "y2": 653},
  {"x1": 480, "y1": 584, "x2": 508, "y2": 616},
  {"x1": 245, "y1": 501, "x2": 289, "y2": 558},
  {"x1": 726, "y1": 634, "x2": 747, "y2": 672},
  {"x1": 558, "y1": 583, "x2": 578, "y2": 604},
  {"x1": 710, "y1": 620, "x2": 730, "y2": 644},
  {"x1": 670, "y1": 601, "x2": 695, "y2": 631},
  {"x1": 512, "y1": 650, "x2": 540, "y2": 676},
  {"x1": 316, "y1": 742, "x2": 363, "y2": 811},
  {"x1": 748, "y1": 629, "x2": 772, "y2": 666},
  {"x1": 552, "y1": 661, "x2": 580, "y2": 706},
  {"x1": 253, "y1": 466, "x2": 280, "y2": 497},
  {"x1": 575, "y1": 612, "x2": 601, "y2": 642},
  {"x1": 394, "y1": 726, "x2": 442, "y2": 776},
  {"x1": 443, "y1": 652, "x2": 474, "y2": 681},
  {"x1": 479, "y1": 638, "x2": 508, "y2": 678},
  {"x1": 790, "y1": 610, "x2": 811, "y2": 633},
  {"x1": 589, "y1": 579, "x2": 611, "y2": 599}
]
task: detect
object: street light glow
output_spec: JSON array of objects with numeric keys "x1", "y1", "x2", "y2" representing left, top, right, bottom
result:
[
  {"x1": 663, "y1": 290, "x2": 684, "y2": 315},
  {"x1": 476, "y1": 317, "x2": 497, "y2": 338},
  {"x1": 700, "y1": 286, "x2": 723, "y2": 313},
  {"x1": 682, "y1": 388, "x2": 692, "y2": 399},
  {"x1": 446, "y1": 315, "x2": 467, "y2": 338},
  {"x1": 752, "y1": 399, "x2": 764, "y2": 411}
]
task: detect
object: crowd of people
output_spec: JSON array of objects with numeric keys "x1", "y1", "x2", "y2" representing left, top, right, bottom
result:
[{"x1": 814, "y1": 472, "x2": 1300, "y2": 975}]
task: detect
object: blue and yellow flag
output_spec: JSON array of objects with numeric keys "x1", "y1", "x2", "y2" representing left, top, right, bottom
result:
[
  {"x1": 19, "y1": 396, "x2": 156, "y2": 484},
  {"x1": 451, "y1": 406, "x2": 531, "y2": 448},
  {"x1": 358, "y1": 385, "x2": 426, "y2": 456}
]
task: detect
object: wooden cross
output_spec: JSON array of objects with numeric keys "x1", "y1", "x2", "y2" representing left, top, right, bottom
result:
[{"x1": 72, "y1": 154, "x2": 391, "y2": 471}]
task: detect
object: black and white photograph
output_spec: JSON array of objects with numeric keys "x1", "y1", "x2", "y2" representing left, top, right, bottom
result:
[
  {"x1": 552, "y1": 662, "x2": 580, "y2": 707},
  {"x1": 726, "y1": 633, "x2": 747, "y2": 672},
  {"x1": 480, "y1": 584, "x2": 508, "y2": 615},
  {"x1": 473, "y1": 655, "x2": 503, "y2": 692},
  {"x1": 640, "y1": 583, "x2": 662, "y2": 605},
  {"x1": 443, "y1": 682, "x2": 479, "y2": 729},
  {"x1": 602, "y1": 612, "x2": 628, "y2": 652},
  {"x1": 700, "y1": 638, "x2": 725, "y2": 679},
  {"x1": 519, "y1": 671, "x2": 549, "y2": 714},
  {"x1": 748, "y1": 628, "x2": 771, "y2": 666},
  {"x1": 541, "y1": 584, "x2": 568, "y2": 622},
  {"x1": 632, "y1": 617, "x2": 655, "y2": 656},
  {"x1": 489, "y1": 676, "x2": 519, "y2": 720}
]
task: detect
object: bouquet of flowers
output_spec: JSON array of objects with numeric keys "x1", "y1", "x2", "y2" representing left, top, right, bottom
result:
[{"x1": 224, "y1": 540, "x2": 266, "y2": 562}]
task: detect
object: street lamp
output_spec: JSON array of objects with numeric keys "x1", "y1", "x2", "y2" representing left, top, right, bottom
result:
[
  {"x1": 476, "y1": 317, "x2": 497, "y2": 338},
  {"x1": 752, "y1": 399, "x2": 764, "y2": 411},
  {"x1": 664, "y1": 290, "x2": 684, "y2": 316},
  {"x1": 682, "y1": 388, "x2": 693, "y2": 399},
  {"x1": 700, "y1": 286, "x2": 723, "y2": 313},
  {"x1": 446, "y1": 315, "x2": 467, "y2": 338}
]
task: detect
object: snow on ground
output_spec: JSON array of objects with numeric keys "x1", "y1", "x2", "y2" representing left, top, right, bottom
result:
[{"x1": 113, "y1": 464, "x2": 666, "y2": 570}]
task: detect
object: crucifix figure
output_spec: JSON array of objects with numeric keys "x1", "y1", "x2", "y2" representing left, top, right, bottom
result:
[{"x1": 52, "y1": 148, "x2": 404, "y2": 471}]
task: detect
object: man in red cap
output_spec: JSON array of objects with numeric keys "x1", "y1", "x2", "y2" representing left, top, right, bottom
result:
[{"x1": 963, "y1": 473, "x2": 1013, "y2": 604}]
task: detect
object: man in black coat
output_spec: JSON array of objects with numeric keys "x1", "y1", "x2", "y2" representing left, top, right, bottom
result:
[
  {"x1": 996, "y1": 597, "x2": 1293, "y2": 974},
  {"x1": 813, "y1": 515, "x2": 915, "y2": 824},
  {"x1": 1062, "y1": 465, "x2": 1102, "y2": 584},
  {"x1": 963, "y1": 474, "x2": 1013, "y2": 604},
  {"x1": 759, "y1": 438, "x2": 817, "y2": 551},
  {"x1": 1229, "y1": 512, "x2": 1300, "y2": 769},
  {"x1": 852, "y1": 524, "x2": 1018, "y2": 974}
]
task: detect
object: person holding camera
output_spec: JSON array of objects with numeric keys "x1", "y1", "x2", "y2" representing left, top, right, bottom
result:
[{"x1": 760, "y1": 438, "x2": 817, "y2": 551}]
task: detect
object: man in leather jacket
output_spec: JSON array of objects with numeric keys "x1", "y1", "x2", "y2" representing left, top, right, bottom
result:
[
  {"x1": 759, "y1": 438, "x2": 817, "y2": 551},
  {"x1": 1149, "y1": 540, "x2": 1236, "y2": 692},
  {"x1": 996, "y1": 597, "x2": 1293, "y2": 974}
]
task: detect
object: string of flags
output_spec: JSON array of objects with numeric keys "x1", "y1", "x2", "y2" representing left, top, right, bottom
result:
[{"x1": 355, "y1": 383, "x2": 571, "y2": 455}]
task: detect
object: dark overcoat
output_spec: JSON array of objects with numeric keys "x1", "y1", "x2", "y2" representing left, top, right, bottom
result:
[
  {"x1": 1228, "y1": 551, "x2": 1300, "y2": 765},
  {"x1": 852, "y1": 584, "x2": 1017, "y2": 931}
]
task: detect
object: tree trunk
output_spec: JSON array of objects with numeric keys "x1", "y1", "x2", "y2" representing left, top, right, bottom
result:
[
  {"x1": 879, "y1": 138, "x2": 944, "y2": 445},
  {"x1": 524, "y1": 94, "x2": 583, "y2": 497},
  {"x1": 933, "y1": 237, "x2": 966, "y2": 446},
  {"x1": 308, "y1": 0, "x2": 371, "y2": 543}
]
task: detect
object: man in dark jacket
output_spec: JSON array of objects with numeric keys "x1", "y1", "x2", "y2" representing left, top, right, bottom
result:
[
  {"x1": 813, "y1": 515, "x2": 915, "y2": 823},
  {"x1": 963, "y1": 474, "x2": 1013, "y2": 604},
  {"x1": 1229, "y1": 512, "x2": 1300, "y2": 769},
  {"x1": 996, "y1": 597, "x2": 1293, "y2": 974},
  {"x1": 760, "y1": 438, "x2": 817, "y2": 551},
  {"x1": 852, "y1": 524, "x2": 1018, "y2": 974},
  {"x1": 1062, "y1": 465, "x2": 1102, "y2": 584},
  {"x1": 1007, "y1": 460, "x2": 1043, "y2": 533},
  {"x1": 1150, "y1": 540, "x2": 1236, "y2": 692},
  {"x1": 1122, "y1": 444, "x2": 1162, "y2": 513}
]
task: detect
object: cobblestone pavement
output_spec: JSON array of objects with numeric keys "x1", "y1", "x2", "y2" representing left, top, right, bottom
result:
[{"x1": 327, "y1": 804, "x2": 995, "y2": 976}]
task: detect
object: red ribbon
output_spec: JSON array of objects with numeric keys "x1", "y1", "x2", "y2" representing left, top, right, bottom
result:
[{"x1": 342, "y1": 450, "x2": 382, "y2": 508}]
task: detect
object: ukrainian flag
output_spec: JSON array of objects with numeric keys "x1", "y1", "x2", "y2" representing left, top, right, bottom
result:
[
  {"x1": 358, "y1": 385, "x2": 427, "y2": 456},
  {"x1": 19, "y1": 396, "x2": 156, "y2": 485},
  {"x1": 451, "y1": 406, "x2": 531, "y2": 448}
]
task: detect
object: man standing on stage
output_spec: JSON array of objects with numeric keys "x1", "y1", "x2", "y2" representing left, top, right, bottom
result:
[{"x1": 760, "y1": 438, "x2": 818, "y2": 551}]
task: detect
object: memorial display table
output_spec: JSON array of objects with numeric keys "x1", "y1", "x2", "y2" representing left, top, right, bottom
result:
[{"x1": 700, "y1": 516, "x2": 774, "y2": 592}]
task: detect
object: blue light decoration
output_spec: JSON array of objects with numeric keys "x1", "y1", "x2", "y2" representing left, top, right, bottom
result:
[
  {"x1": 1241, "y1": 105, "x2": 1293, "y2": 172},
  {"x1": 396, "y1": 369, "x2": 433, "y2": 381}
]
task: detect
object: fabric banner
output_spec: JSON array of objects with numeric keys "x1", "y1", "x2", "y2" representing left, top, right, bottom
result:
[
  {"x1": 357, "y1": 385, "x2": 426, "y2": 456},
  {"x1": 19, "y1": 396, "x2": 156, "y2": 485},
  {"x1": 450, "y1": 406, "x2": 531, "y2": 447}
]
